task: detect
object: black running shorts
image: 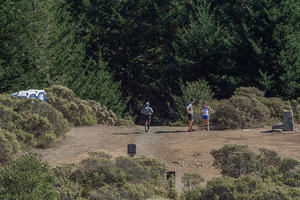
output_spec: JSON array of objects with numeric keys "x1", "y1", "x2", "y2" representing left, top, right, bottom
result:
[
  {"x1": 144, "y1": 115, "x2": 151, "y2": 122},
  {"x1": 187, "y1": 113, "x2": 194, "y2": 120}
]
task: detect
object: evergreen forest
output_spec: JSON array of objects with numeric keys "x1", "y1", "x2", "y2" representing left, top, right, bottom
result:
[{"x1": 1, "y1": 0, "x2": 299, "y2": 122}]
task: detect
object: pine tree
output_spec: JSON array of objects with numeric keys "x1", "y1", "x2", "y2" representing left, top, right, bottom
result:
[
  {"x1": 0, "y1": 0, "x2": 84, "y2": 92},
  {"x1": 69, "y1": 52, "x2": 126, "y2": 116}
]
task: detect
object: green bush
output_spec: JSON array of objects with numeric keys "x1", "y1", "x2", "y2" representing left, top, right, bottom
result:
[
  {"x1": 88, "y1": 185, "x2": 121, "y2": 200},
  {"x1": 211, "y1": 144, "x2": 300, "y2": 187},
  {"x1": 0, "y1": 94, "x2": 17, "y2": 108},
  {"x1": 45, "y1": 85, "x2": 117, "y2": 126},
  {"x1": 89, "y1": 183, "x2": 162, "y2": 200},
  {"x1": 0, "y1": 128, "x2": 20, "y2": 164},
  {"x1": 233, "y1": 86, "x2": 294, "y2": 124},
  {"x1": 0, "y1": 104, "x2": 34, "y2": 147},
  {"x1": 14, "y1": 129, "x2": 34, "y2": 146},
  {"x1": 0, "y1": 104, "x2": 24, "y2": 132},
  {"x1": 88, "y1": 100, "x2": 118, "y2": 125},
  {"x1": 0, "y1": 154, "x2": 58, "y2": 200},
  {"x1": 116, "y1": 157, "x2": 155, "y2": 184},
  {"x1": 198, "y1": 175, "x2": 300, "y2": 200},
  {"x1": 13, "y1": 98, "x2": 70, "y2": 137},
  {"x1": 212, "y1": 95, "x2": 270, "y2": 129},
  {"x1": 0, "y1": 95, "x2": 69, "y2": 149},
  {"x1": 22, "y1": 113, "x2": 54, "y2": 138},
  {"x1": 135, "y1": 156, "x2": 168, "y2": 184},
  {"x1": 182, "y1": 173, "x2": 204, "y2": 191},
  {"x1": 55, "y1": 177, "x2": 83, "y2": 200},
  {"x1": 210, "y1": 99, "x2": 241, "y2": 129},
  {"x1": 234, "y1": 86, "x2": 265, "y2": 98},
  {"x1": 181, "y1": 145, "x2": 300, "y2": 200},
  {"x1": 21, "y1": 113, "x2": 59, "y2": 148},
  {"x1": 261, "y1": 97, "x2": 291, "y2": 123},
  {"x1": 290, "y1": 99, "x2": 300, "y2": 123},
  {"x1": 37, "y1": 133, "x2": 57, "y2": 149},
  {"x1": 211, "y1": 144, "x2": 260, "y2": 178},
  {"x1": 54, "y1": 152, "x2": 169, "y2": 199},
  {"x1": 70, "y1": 158, "x2": 126, "y2": 195},
  {"x1": 45, "y1": 85, "x2": 96, "y2": 126}
]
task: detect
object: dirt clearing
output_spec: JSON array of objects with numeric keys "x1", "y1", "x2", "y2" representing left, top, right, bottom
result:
[{"x1": 34, "y1": 124, "x2": 300, "y2": 191}]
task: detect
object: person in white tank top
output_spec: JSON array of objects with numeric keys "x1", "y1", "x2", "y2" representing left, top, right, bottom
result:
[
  {"x1": 187, "y1": 98, "x2": 195, "y2": 132},
  {"x1": 201, "y1": 102, "x2": 213, "y2": 131}
]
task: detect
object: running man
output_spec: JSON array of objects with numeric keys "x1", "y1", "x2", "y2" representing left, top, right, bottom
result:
[
  {"x1": 187, "y1": 98, "x2": 195, "y2": 132},
  {"x1": 201, "y1": 102, "x2": 213, "y2": 131},
  {"x1": 141, "y1": 102, "x2": 153, "y2": 132}
]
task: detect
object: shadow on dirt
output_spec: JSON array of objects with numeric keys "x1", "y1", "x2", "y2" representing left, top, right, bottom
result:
[
  {"x1": 154, "y1": 130, "x2": 187, "y2": 134},
  {"x1": 261, "y1": 130, "x2": 273, "y2": 134},
  {"x1": 112, "y1": 132, "x2": 142, "y2": 135}
]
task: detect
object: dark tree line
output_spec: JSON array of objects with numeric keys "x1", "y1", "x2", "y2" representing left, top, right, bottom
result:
[{"x1": 1, "y1": 0, "x2": 299, "y2": 122}]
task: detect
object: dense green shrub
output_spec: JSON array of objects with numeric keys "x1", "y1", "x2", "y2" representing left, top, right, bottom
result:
[
  {"x1": 211, "y1": 144, "x2": 260, "y2": 178},
  {"x1": 261, "y1": 97, "x2": 291, "y2": 123},
  {"x1": 89, "y1": 183, "x2": 161, "y2": 200},
  {"x1": 55, "y1": 177, "x2": 83, "y2": 200},
  {"x1": 212, "y1": 95, "x2": 270, "y2": 129},
  {"x1": 261, "y1": 97, "x2": 291, "y2": 122},
  {"x1": 88, "y1": 185, "x2": 121, "y2": 200},
  {"x1": 290, "y1": 99, "x2": 300, "y2": 123},
  {"x1": 233, "y1": 87, "x2": 293, "y2": 124},
  {"x1": 181, "y1": 145, "x2": 300, "y2": 200},
  {"x1": 87, "y1": 100, "x2": 117, "y2": 125},
  {"x1": 212, "y1": 87, "x2": 297, "y2": 128},
  {"x1": 0, "y1": 95, "x2": 69, "y2": 149},
  {"x1": 22, "y1": 113, "x2": 53, "y2": 137},
  {"x1": 0, "y1": 154, "x2": 58, "y2": 200},
  {"x1": 0, "y1": 104, "x2": 34, "y2": 146},
  {"x1": 21, "y1": 113, "x2": 58, "y2": 148},
  {"x1": 45, "y1": 85, "x2": 96, "y2": 126},
  {"x1": 0, "y1": 94, "x2": 16, "y2": 108},
  {"x1": 234, "y1": 86, "x2": 265, "y2": 98},
  {"x1": 13, "y1": 98, "x2": 70, "y2": 137},
  {"x1": 211, "y1": 144, "x2": 300, "y2": 187},
  {"x1": 116, "y1": 156, "x2": 167, "y2": 185},
  {"x1": 69, "y1": 158, "x2": 126, "y2": 196},
  {"x1": 210, "y1": 99, "x2": 241, "y2": 129},
  {"x1": 182, "y1": 173, "x2": 204, "y2": 191},
  {"x1": 14, "y1": 129, "x2": 34, "y2": 146},
  {"x1": 0, "y1": 128, "x2": 20, "y2": 164},
  {"x1": 0, "y1": 104, "x2": 24, "y2": 132},
  {"x1": 197, "y1": 175, "x2": 300, "y2": 200},
  {"x1": 54, "y1": 152, "x2": 169, "y2": 199},
  {"x1": 37, "y1": 133, "x2": 57, "y2": 148},
  {"x1": 45, "y1": 85, "x2": 117, "y2": 126},
  {"x1": 231, "y1": 95, "x2": 270, "y2": 128}
]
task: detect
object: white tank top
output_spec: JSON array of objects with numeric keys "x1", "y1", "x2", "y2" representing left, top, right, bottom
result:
[{"x1": 203, "y1": 106, "x2": 209, "y2": 116}]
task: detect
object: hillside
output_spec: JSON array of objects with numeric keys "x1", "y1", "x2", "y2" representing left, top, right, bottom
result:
[{"x1": 34, "y1": 124, "x2": 300, "y2": 191}]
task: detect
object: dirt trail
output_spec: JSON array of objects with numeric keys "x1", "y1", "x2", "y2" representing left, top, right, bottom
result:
[{"x1": 34, "y1": 124, "x2": 300, "y2": 191}]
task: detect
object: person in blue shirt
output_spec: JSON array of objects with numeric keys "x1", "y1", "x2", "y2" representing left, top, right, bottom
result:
[
  {"x1": 186, "y1": 98, "x2": 195, "y2": 132},
  {"x1": 141, "y1": 102, "x2": 153, "y2": 132},
  {"x1": 201, "y1": 102, "x2": 213, "y2": 131}
]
